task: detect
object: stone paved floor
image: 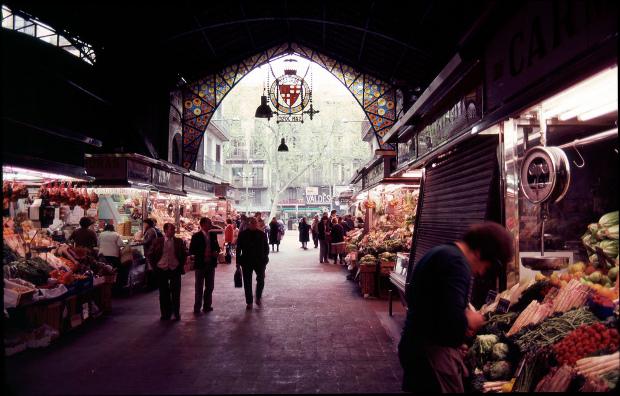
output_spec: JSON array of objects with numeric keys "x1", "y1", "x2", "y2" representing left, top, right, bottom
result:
[{"x1": 4, "y1": 234, "x2": 406, "y2": 395}]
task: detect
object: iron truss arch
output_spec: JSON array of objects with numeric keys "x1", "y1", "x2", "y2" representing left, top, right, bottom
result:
[{"x1": 180, "y1": 42, "x2": 397, "y2": 170}]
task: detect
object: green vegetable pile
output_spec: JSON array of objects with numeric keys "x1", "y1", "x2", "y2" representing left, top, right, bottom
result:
[
  {"x1": 8, "y1": 257, "x2": 54, "y2": 286},
  {"x1": 3, "y1": 243, "x2": 18, "y2": 265},
  {"x1": 512, "y1": 307, "x2": 598, "y2": 352},
  {"x1": 359, "y1": 254, "x2": 377, "y2": 266},
  {"x1": 582, "y1": 211, "x2": 619, "y2": 265},
  {"x1": 481, "y1": 312, "x2": 518, "y2": 335},
  {"x1": 378, "y1": 252, "x2": 397, "y2": 263}
]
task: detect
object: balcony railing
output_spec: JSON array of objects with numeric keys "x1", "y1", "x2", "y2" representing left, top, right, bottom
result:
[{"x1": 204, "y1": 157, "x2": 230, "y2": 181}]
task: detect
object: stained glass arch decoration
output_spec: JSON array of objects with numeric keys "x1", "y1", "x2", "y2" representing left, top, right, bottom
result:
[{"x1": 180, "y1": 43, "x2": 397, "y2": 170}]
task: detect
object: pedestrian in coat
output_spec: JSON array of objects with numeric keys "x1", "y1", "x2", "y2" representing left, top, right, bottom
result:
[
  {"x1": 330, "y1": 217, "x2": 346, "y2": 265},
  {"x1": 189, "y1": 217, "x2": 221, "y2": 314},
  {"x1": 238, "y1": 214, "x2": 249, "y2": 233},
  {"x1": 298, "y1": 217, "x2": 310, "y2": 249},
  {"x1": 398, "y1": 222, "x2": 514, "y2": 393},
  {"x1": 311, "y1": 215, "x2": 319, "y2": 248},
  {"x1": 317, "y1": 215, "x2": 331, "y2": 263},
  {"x1": 236, "y1": 217, "x2": 269, "y2": 310},
  {"x1": 268, "y1": 217, "x2": 280, "y2": 252},
  {"x1": 149, "y1": 223, "x2": 188, "y2": 321},
  {"x1": 141, "y1": 218, "x2": 159, "y2": 290}
]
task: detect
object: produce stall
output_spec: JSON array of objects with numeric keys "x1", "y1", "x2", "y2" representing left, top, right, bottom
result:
[
  {"x1": 4, "y1": 217, "x2": 116, "y2": 356},
  {"x1": 345, "y1": 182, "x2": 419, "y2": 298}
]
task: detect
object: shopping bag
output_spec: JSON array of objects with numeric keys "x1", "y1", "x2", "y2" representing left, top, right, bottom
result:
[{"x1": 234, "y1": 267, "x2": 243, "y2": 288}]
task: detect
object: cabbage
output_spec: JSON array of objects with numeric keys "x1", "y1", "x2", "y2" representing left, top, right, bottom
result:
[
  {"x1": 487, "y1": 360, "x2": 512, "y2": 380},
  {"x1": 599, "y1": 240, "x2": 619, "y2": 257},
  {"x1": 599, "y1": 211, "x2": 619, "y2": 228},
  {"x1": 475, "y1": 334, "x2": 499, "y2": 354}
]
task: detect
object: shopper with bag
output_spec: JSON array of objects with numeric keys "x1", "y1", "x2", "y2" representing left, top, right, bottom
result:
[
  {"x1": 148, "y1": 223, "x2": 187, "y2": 321},
  {"x1": 189, "y1": 217, "x2": 221, "y2": 314},
  {"x1": 236, "y1": 217, "x2": 269, "y2": 310}
]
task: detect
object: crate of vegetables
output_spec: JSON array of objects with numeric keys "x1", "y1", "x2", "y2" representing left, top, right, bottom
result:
[{"x1": 4, "y1": 278, "x2": 37, "y2": 307}]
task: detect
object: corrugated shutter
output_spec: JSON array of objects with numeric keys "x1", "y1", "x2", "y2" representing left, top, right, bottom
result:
[{"x1": 407, "y1": 135, "x2": 500, "y2": 284}]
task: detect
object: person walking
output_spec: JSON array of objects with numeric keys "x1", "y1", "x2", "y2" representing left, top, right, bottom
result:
[
  {"x1": 276, "y1": 217, "x2": 286, "y2": 245},
  {"x1": 140, "y1": 218, "x2": 159, "y2": 290},
  {"x1": 189, "y1": 217, "x2": 221, "y2": 314},
  {"x1": 224, "y1": 218, "x2": 236, "y2": 262},
  {"x1": 398, "y1": 222, "x2": 514, "y2": 393},
  {"x1": 238, "y1": 214, "x2": 249, "y2": 233},
  {"x1": 268, "y1": 217, "x2": 280, "y2": 252},
  {"x1": 311, "y1": 215, "x2": 319, "y2": 248},
  {"x1": 148, "y1": 223, "x2": 187, "y2": 321},
  {"x1": 345, "y1": 215, "x2": 355, "y2": 232},
  {"x1": 330, "y1": 217, "x2": 346, "y2": 265},
  {"x1": 97, "y1": 223, "x2": 126, "y2": 288},
  {"x1": 236, "y1": 217, "x2": 269, "y2": 310},
  {"x1": 317, "y1": 215, "x2": 331, "y2": 263},
  {"x1": 69, "y1": 217, "x2": 98, "y2": 251},
  {"x1": 298, "y1": 217, "x2": 310, "y2": 249}
]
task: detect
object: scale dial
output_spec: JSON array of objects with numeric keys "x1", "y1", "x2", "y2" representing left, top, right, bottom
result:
[{"x1": 520, "y1": 146, "x2": 571, "y2": 204}]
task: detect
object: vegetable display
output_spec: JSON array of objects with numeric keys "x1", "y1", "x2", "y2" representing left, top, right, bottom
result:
[{"x1": 552, "y1": 323, "x2": 619, "y2": 366}]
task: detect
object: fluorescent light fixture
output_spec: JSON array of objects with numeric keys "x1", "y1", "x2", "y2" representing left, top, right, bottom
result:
[
  {"x1": 542, "y1": 65, "x2": 618, "y2": 121},
  {"x1": 2, "y1": 166, "x2": 85, "y2": 181}
]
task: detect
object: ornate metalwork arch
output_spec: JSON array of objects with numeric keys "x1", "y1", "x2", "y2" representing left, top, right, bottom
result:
[{"x1": 181, "y1": 43, "x2": 397, "y2": 170}]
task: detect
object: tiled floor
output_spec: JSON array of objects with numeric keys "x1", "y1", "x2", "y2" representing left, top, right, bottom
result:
[{"x1": 4, "y1": 234, "x2": 407, "y2": 395}]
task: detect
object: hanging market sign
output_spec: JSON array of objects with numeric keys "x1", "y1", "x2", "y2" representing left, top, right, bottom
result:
[
  {"x1": 305, "y1": 187, "x2": 319, "y2": 196},
  {"x1": 484, "y1": 0, "x2": 617, "y2": 111},
  {"x1": 269, "y1": 62, "x2": 318, "y2": 123}
]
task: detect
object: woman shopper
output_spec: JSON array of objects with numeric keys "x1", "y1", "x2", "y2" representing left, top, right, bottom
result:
[
  {"x1": 298, "y1": 217, "x2": 310, "y2": 249},
  {"x1": 97, "y1": 223, "x2": 126, "y2": 288},
  {"x1": 331, "y1": 217, "x2": 346, "y2": 265},
  {"x1": 311, "y1": 215, "x2": 319, "y2": 248},
  {"x1": 69, "y1": 216, "x2": 98, "y2": 251},
  {"x1": 317, "y1": 215, "x2": 331, "y2": 263},
  {"x1": 224, "y1": 218, "x2": 236, "y2": 262},
  {"x1": 268, "y1": 217, "x2": 281, "y2": 252}
]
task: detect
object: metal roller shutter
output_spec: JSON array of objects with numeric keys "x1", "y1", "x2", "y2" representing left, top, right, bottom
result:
[{"x1": 407, "y1": 135, "x2": 500, "y2": 288}]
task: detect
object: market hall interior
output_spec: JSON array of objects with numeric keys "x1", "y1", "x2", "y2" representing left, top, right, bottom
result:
[{"x1": 4, "y1": 234, "x2": 406, "y2": 395}]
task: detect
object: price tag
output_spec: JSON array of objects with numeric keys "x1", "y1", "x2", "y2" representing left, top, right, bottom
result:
[
  {"x1": 485, "y1": 290, "x2": 498, "y2": 305},
  {"x1": 495, "y1": 297, "x2": 511, "y2": 313}
]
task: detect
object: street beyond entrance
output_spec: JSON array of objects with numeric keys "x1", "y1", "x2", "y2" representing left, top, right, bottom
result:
[{"x1": 5, "y1": 234, "x2": 405, "y2": 395}]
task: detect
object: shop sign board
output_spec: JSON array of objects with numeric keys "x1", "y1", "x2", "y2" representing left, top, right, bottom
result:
[
  {"x1": 305, "y1": 193, "x2": 332, "y2": 205},
  {"x1": 183, "y1": 176, "x2": 215, "y2": 194},
  {"x1": 127, "y1": 160, "x2": 151, "y2": 184},
  {"x1": 363, "y1": 161, "x2": 384, "y2": 188},
  {"x1": 84, "y1": 156, "x2": 126, "y2": 180},
  {"x1": 416, "y1": 88, "x2": 481, "y2": 158},
  {"x1": 484, "y1": 0, "x2": 618, "y2": 111},
  {"x1": 152, "y1": 168, "x2": 182, "y2": 192}
]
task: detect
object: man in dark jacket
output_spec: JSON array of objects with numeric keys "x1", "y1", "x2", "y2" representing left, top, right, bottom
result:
[
  {"x1": 149, "y1": 223, "x2": 187, "y2": 321},
  {"x1": 236, "y1": 217, "x2": 269, "y2": 310},
  {"x1": 189, "y1": 217, "x2": 221, "y2": 314},
  {"x1": 398, "y1": 222, "x2": 514, "y2": 393}
]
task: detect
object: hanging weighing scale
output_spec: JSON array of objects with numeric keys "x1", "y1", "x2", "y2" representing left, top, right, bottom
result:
[{"x1": 519, "y1": 146, "x2": 572, "y2": 275}]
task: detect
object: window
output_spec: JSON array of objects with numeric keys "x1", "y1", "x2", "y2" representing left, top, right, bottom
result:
[
  {"x1": 252, "y1": 190, "x2": 262, "y2": 205},
  {"x1": 253, "y1": 167, "x2": 263, "y2": 186},
  {"x1": 216, "y1": 145, "x2": 221, "y2": 163},
  {"x1": 231, "y1": 138, "x2": 244, "y2": 158},
  {"x1": 1, "y1": 5, "x2": 96, "y2": 65}
]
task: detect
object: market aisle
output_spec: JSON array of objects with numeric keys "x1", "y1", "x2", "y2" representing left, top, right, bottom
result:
[{"x1": 5, "y1": 233, "x2": 406, "y2": 395}]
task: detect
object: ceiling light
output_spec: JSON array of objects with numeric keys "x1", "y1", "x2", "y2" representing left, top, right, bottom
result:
[{"x1": 254, "y1": 95, "x2": 273, "y2": 119}]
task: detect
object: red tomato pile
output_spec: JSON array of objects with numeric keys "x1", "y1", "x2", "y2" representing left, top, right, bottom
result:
[{"x1": 553, "y1": 323, "x2": 619, "y2": 366}]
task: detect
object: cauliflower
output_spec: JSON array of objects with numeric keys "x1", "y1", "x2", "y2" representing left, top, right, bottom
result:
[{"x1": 491, "y1": 343, "x2": 509, "y2": 361}]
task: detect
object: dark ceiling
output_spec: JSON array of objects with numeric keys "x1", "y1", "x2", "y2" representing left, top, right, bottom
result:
[{"x1": 5, "y1": 0, "x2": 497, "y2": 93}]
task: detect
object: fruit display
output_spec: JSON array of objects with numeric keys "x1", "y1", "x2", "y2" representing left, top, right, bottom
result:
[
  {"x1": 581, "y1": 210, "x2": 619, "y2": 265},
  {"x1": 359, "y1": 254, "x2": 377, "y2": 267},
  {"x1": 552, "y1": 323, "x2": 619, "y2": 366}
]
